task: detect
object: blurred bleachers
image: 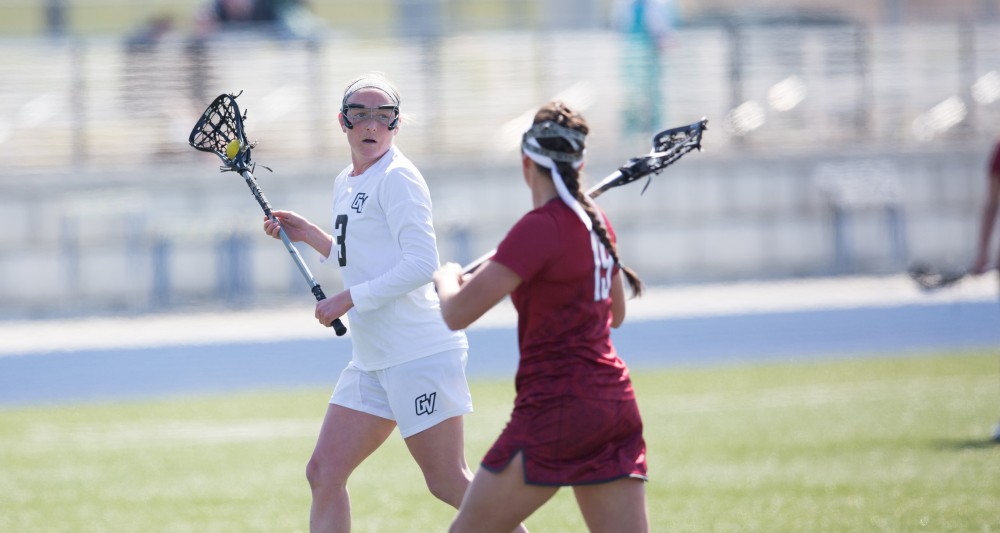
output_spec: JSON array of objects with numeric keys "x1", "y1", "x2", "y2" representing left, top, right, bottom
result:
[{"x1": 0, "y1": 10, "x2": 999, "y2": 318}]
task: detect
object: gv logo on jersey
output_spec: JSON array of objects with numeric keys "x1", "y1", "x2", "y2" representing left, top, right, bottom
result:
[
  {"x1": 351, "y1": 192, "x2": 368, "y2": 213},
  {"x1": 414, "y1": 392, "x2": 437, "y2": 416}
]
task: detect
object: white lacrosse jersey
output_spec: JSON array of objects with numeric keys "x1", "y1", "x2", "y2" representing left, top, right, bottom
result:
[{"x1": 326, "y1": 145, "x2": 467, "y2": 370}]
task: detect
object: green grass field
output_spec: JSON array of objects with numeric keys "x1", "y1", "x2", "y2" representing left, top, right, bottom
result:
[{"x1": 2, "y1": 350, "x2": 998, "y2": 532}]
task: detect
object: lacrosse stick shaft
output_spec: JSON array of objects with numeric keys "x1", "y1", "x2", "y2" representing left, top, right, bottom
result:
[
  {"x1": 461, "y1": 145, "x2": 686, "y2": 274},
  {"x1": 241, "y1": 170, "x2": 348, "y2": 336},
  {"x1": 587, "y1": 170, "x2": 624, "y2": 200},
  {"x1": 459, "y1": 118, "x2": 705, "y2": 275}
]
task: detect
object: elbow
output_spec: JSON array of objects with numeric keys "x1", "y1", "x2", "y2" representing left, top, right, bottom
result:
[
  {"x1": 439, "y1": 303, "x2": 470, "y2": 331},
  {"x1": 610, "y1": 304, "x2": 626, "y2": 328},
  {"x1": 410, "y1": 253, "x2": 439, "y2": 282},
  {"x1": 441, "y1": 312, "x2": 469, "y2": 331},
  {"x1": 399, "y1": 251, "x2": 438, "y2": 287}
]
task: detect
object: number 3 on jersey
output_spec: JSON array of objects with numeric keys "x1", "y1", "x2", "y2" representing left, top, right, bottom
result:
[
  {"x1": 335, "y1": 214, "x2": 348, "y2": 266},
  {"x1": 592, "y1": 233, "x2": 614, "y2": 301}
]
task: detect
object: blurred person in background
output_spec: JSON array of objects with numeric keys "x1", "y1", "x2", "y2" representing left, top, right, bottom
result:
[
  {"x1": 260, "y1": 72, "x2": 521, "y2": 532},
  {"x1": 194, "y1": 0, "x2": 321, "y2": 39},
  {"x1": 434, "y1": 101, "x2": 649, "y2": 533},
  {"x1": 970, "y1": 133, "x2": 1000, "y2": 442},
  {"x1": 121, "y1": 14, "x2": 200, "y2": 158},
  {"x1": 186, "y1": 0, "x2": 322, "y2": 115},
  {"x1": 611, "y1": 0, "x2": 677, "y2": 136},
  {"x1": 45, "y1": 0, "x2": 66, "y2": 36}
]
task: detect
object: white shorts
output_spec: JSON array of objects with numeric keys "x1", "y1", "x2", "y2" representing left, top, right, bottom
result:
[{"x1": 329, "y1": 349, "x2": 473, "y2": 438}]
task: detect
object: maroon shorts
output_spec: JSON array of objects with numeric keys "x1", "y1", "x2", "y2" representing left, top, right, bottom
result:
[{"x1": 481, "y1": 395, "x2": 647, "y2": 486}]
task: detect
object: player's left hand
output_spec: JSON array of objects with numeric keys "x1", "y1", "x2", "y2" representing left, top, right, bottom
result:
[{"x1": 433, "y1": 262, "x2": 464, "y2": 295}]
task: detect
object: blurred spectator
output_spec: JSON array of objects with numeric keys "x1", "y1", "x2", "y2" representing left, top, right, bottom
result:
[
  {"x1": 186, "y1": 0, "x2": 323, "y2": 104},
  {"x1": 194, "y1": 0, "x2": 322, "y2": 40},
  {"x1": 125, "y1": 14, "x2": 174, "y2": 50},
  {"x1": 122, "y1": 15, "x2": 177, "y2": 119},
  {"x1": 611, "y1": 0, "x2": 677, "y2": 135},
  {"x1": 46, "y1": 0, "x2": 67, "y2": 37},
  {"x1": 120, "y1": 14, "x2": 201, "y2": 158},
  {"x1": 396, "y1": 0, "x2": 444, "y2": 39}
]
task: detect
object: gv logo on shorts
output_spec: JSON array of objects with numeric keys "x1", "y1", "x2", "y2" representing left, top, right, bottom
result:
[{"x1": 415, "y1": 392, "x2": 437, "y2": 416}]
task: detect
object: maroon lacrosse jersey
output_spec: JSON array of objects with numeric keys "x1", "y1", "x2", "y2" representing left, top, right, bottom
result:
[
  {"x1": 487, "y1": 198, "x2": 646, "y2": 485},
  {"x1": 492, "y1": 198, "x2": 634, "y2": 403}
]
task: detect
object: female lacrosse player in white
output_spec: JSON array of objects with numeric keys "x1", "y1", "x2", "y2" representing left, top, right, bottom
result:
[
  {"x1": 262, "y1": 72, "x2": 513, "y2": 532},
  {"x1": 434, "y1": 101, "x2": 650, "y2": 533}
]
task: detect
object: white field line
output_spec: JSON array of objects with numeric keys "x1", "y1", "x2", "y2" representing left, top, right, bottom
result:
[{"x1": 17, "y1": 419, "x2": 320, "y2": 450}]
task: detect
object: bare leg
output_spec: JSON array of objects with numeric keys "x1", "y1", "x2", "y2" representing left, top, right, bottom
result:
[
  {"x1": 306, "y1": 404, "x2": 396, "y2": 533},
  {"x1": 449, "y1": 452, "x2": 556, "y2": 533},
  {"x1": 572, "y1": 477, "x2": 649, "y2": 533},
  {"x1": 404, "y1": 415, "x2": 474, "y2": 507}
]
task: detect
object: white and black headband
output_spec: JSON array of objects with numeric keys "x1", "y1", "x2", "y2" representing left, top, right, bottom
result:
[
  {"x1": 341, "y1": 77, "x2": 400, "y2": 107},
  {"x1": 521, "y1": 120, "x2": 593, "y2": 232},
  {"x1": 521, "y1": 121, "x2": 585, "y2": 164},
  {"x1": 341, "y1": 76, "x2": 401, "y2": 130}
]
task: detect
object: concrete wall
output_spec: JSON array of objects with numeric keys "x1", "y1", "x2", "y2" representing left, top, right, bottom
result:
[{"x1": 0, "y1": 144, "x2": 989, "y2": 319}]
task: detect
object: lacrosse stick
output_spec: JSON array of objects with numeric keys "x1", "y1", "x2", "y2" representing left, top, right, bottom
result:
[
  {"x1": 462, "y1": 117, "x2": 708, "y2": 274},
  {"x1": 189, "y1": 92, "x2": 347, "y2": 336},
  {"x1": 907, "y1": 262, "x2": 970, "y2": 292}
]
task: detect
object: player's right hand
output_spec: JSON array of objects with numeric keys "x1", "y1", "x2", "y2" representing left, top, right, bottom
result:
[{"x1": 264, "y1": 210, "x2": 306, "y2": 242}]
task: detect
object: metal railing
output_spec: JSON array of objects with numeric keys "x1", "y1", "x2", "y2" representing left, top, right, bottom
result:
[
  {"x1": 0, "y1": 23, "x2": 997, "y2": 172},
  {"x1": 0, "y1": 22, "x2": 998, "y2": 317}
]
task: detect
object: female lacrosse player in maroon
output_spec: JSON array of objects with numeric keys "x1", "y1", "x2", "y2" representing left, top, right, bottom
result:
[
  {"x1": 434, "y1": 101, "x2": 649, "y2": 532},
  {"x1": 971, "y1": 134, "x2": 1000, "y2": 441}
]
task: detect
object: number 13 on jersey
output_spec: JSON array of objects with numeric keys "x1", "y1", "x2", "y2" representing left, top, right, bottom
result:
[{"x1": 591, "y1": 234, "x2": 614, "y2": 301}]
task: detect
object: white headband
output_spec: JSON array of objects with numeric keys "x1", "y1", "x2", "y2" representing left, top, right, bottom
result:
[{"x1": 342, "y1": 77, "x2": 400, "y2": 106}]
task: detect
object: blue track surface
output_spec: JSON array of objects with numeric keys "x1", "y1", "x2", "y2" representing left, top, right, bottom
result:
[{"x1": 1, "y1": 300, "x2": 997, "y2": 407}]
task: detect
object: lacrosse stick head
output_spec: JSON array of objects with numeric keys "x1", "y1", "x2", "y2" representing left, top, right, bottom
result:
[
  {"x1": 189, "y1": 92, "x2": 254, "y2": 172},
  {"x1": 611, "y1": 117, "x2": 709, "y2": 192},
  {"x1": 653, "y1": 117, "x2": 708, "y2": 153}
]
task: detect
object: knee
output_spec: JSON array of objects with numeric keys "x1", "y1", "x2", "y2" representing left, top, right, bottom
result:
[
  {"x1": 305, "y1": 455, "x2": 346, "y2": 492},
  {"x1": 423, "y1": 476, "x2": 451, "y2": 505},
  {"x1": 305, "y1": 456, "x2": 323, "y2": 489},
  {"x1": 424, "y1": 469, "x2": 471, "y2": 508}
]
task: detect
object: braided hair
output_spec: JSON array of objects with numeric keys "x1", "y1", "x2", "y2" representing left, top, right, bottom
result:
[{"x1": 527, "y1": 101, "x2": 645, "y2": 298}]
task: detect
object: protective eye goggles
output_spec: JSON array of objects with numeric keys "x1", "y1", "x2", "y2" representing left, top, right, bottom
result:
[{"x1": 342, "y1": 103, "x2": 399, "y2": 130}]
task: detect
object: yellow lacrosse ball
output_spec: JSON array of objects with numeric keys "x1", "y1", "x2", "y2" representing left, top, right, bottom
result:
[{"x1": 225, "y1": 139, "x2": 240, "y2": 159}]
